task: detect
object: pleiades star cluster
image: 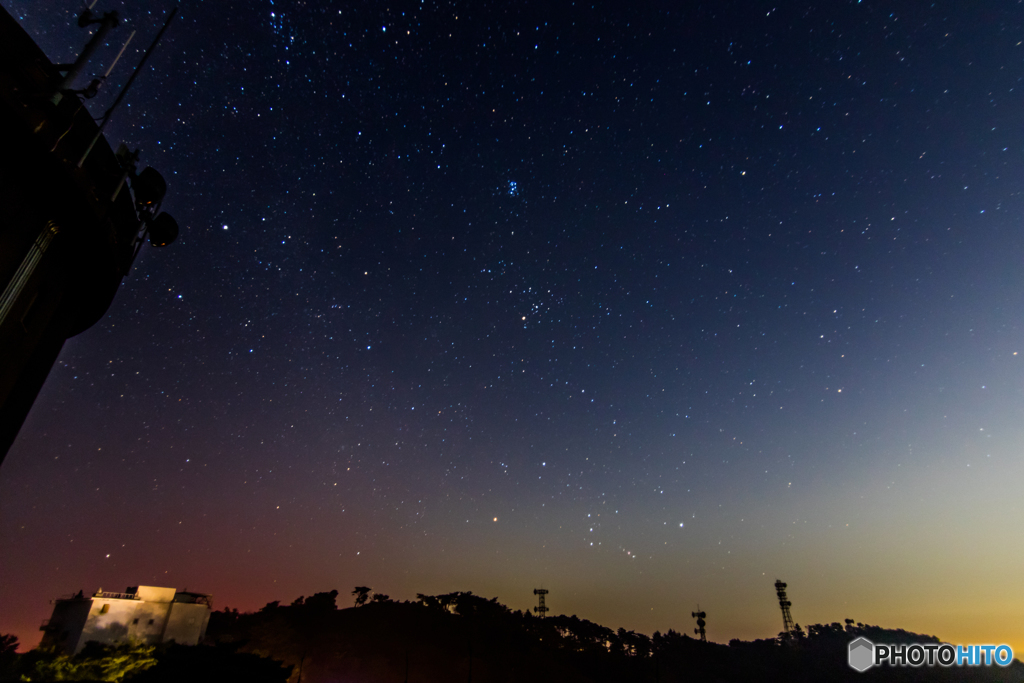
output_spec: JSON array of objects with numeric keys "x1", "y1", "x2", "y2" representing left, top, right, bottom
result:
[{"x1": 2, "y1": 0, "x2": 1023, "y2": 652}]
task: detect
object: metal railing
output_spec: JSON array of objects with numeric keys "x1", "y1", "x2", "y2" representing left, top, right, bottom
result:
[{"x1": 93, "y1": 591, "x2": 138, "y2": 600}]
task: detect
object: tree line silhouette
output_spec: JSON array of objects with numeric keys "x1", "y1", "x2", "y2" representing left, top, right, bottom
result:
[{"x1": 2, "y1": 588, "x2": 1021, "y2": 682}]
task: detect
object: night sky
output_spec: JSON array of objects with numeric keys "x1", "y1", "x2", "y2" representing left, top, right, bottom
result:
[{"x1": 2, "y1": 0, "x2": 1023, "y2": 653}]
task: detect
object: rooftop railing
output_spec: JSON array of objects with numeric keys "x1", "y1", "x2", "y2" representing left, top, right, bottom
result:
[{"x1": 92, "y1": 591, "x2": 138, "y2": 600}]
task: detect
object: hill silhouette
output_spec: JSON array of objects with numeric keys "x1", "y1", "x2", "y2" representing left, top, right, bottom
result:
[
  {"x1": 198, "y1": 589, "x2": 1024, "y2": 683},
  {"x1": 3, "y1": 591, "x2": 1020, "y2": 682}
]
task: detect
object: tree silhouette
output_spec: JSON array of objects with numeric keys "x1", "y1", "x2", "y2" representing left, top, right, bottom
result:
[
  {"x1": 352, "y1": 586, "x2": 372, "y2": 607},
  {"x1": 131, "y1": 642, "x2": 292, "y2": 683},
  {"x1": 197, "y1": 590, "x2": 1024, "y2": 683},
  {"x1": 415, "y1": 593, "x2": 441, "y2": 609},
  {"x1": 303, "y1": 590, "x2": 339, "y2": 612},
  {"x1": 0, "y1": 634, "x2": 18, "y2": 680}
]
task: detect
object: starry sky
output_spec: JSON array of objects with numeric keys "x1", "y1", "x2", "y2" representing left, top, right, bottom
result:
[{"x1": 2, "y1": 0, "x2": 1024, "y2": 654}]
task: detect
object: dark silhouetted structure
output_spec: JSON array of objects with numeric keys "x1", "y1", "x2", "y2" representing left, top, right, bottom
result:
[
  {"x1": 533, "y1": 589, "x2": 549, "y2": 618},
  {"x1": 0, "y1": 5, "x2": 178, "y2": 464},
  {"x1": 774, "y1": 580, "x2": 794, "y2": 636},
  {"x1": 692, "y1": 608, "x2": 707, "y2": 642},
  {"x1": 190, "y1": 590, "x2": 1024, "y2": 683}
]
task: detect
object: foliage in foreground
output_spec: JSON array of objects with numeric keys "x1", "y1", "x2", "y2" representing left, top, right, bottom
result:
[
  {"x1": 14, "y1": 641, "x2": 156, "y2": 682},
  {"x1": 0, "y1": 640, "x2": 289, "y2": 683}
]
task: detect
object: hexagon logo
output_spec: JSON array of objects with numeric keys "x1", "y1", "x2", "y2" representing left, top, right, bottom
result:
[{"x1": 848, "y1": 637, "x2": 875, "y2": 672}]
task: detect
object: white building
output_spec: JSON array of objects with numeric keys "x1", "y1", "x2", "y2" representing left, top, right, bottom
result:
[{"x1": 40, "y1": 585, "x2": 212, "y2": 655}]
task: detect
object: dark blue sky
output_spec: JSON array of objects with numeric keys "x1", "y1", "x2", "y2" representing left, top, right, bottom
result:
[{"x1": 3, "y1": 0, "x2": 1023, "y2": 650}]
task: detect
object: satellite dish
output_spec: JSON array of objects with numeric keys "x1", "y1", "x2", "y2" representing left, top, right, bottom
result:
[
  {"x1": 133, "y1": 167, "x2": 167, "y2": 210},
  {"x1": 148, "y1": 212, "x2": 178, "y2": 247}
]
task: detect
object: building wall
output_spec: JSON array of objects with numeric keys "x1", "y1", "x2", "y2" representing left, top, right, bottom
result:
[
  {"x1": 121, "y1": 599, "x2": 171, "y2": 645},
  {"x1": 163, "y1": 602, "x2": 210, "y2": 645},
  {"x1": 42, "y1": 586, "x2": 210, "y2": 654},
  {"x1": 75, "y1": 599, "x2": 143, "y2": 652},
  {"x1": 40, "y1": 599, "x2": 91, "y2": 653},
  {"x1": 133, "y1": 586, "x2": 175, "y2": 603}
]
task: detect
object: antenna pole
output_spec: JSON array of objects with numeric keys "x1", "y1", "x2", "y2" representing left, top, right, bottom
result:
[
  {"x1": 51, "y1": 10, "x2": 119, "y2": 104},
  {"x1": 104, "y1": 30, "x2": 136, "y2": 78},
  {"x1": 691, "y1": 607, "x2": 707, "y2": 642},
  {"x1": 532, "y1": 588, "x2": 548, "y2": 618},
  {"x1": 78, "y1": 6, "x2": 178, "y2": 168},
  {"x1": 775, "y1": 580, "x2": 795, "y2": 637}
]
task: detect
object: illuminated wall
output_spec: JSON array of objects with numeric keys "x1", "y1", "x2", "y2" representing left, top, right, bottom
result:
[{"x1": 40, "y1": 585, "x2": 210, "y2": 654}]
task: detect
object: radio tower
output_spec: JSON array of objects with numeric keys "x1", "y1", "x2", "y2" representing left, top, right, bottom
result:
[
  {"x1": 533, "y1": 589, "x2": 549, "y2": 618},
  {"x1": 691, "y1": 607, "x2": 707, "y2": 642},
  {"x1": 775, "y1": 580, "x2": 795, "y2": 635}
]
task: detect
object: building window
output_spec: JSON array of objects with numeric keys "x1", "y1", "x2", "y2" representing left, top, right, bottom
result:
[
  {"x1": 147, "y1": 619, "x2": 155, "y2": 625},
  {"x1": 99, "y1": 604, "x2": 110, "y2": 615},
  {"x1": 132, "y1": 618, "x2": 139, "y2": 625}
]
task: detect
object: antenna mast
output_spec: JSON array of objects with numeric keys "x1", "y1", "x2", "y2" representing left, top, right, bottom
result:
[
  {"x1": 532, "y1": 589, "x2": 549, "y2": 618},
  {"x1": 691, "y1": 607, "x2": 707, "y2": 642},
  {"x1": 775, "y1": 580, "x2": 795, "y2": 636},
  {"x1": 78, "y1": 6, "x2": 178, "y2": 167}
]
